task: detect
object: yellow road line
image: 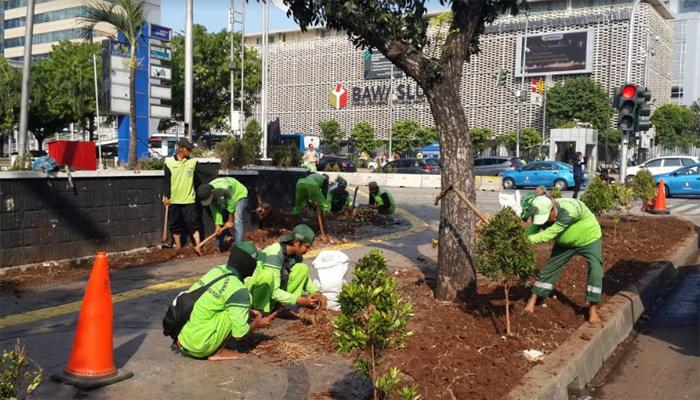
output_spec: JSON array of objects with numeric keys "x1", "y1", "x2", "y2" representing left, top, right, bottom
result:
[{"x1": 0, "y1": 195, "x2": 429, "y2": 330}]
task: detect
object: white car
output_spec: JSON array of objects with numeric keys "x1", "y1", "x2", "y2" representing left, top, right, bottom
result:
[{"x1": 625, "y1": 156, "x2": 699, "y2": 184}]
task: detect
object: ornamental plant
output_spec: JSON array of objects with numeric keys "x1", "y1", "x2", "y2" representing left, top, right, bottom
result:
[
  {"x1": 475, "y1": 207, "x2": 536, "y2": 335},
  {"x1": 334, "y1": 250, "x2": 414, "y2": 400},
  {"x1": 633, "y1": 169, "x2": 657, "y2": 204},
  {"x1": 581, "y1": 176, "x2": 615, "y2": 216},
  {"x1": 0, "y1": 341, "x2": 42, "y2": 399}
]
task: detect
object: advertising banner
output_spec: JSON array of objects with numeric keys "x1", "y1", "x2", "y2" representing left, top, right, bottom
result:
[{"x1": 515, "y1": 30, "x2": 593, "y2": 76}]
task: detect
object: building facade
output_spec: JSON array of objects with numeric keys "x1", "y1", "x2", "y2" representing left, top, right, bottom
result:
[
  {"x1": 246, "y1": 0, "x2": 673, "y2": 141},
  {"x1": 665, "y1": 0, "x2": 700, "y2": 105},
  {"x1": 1, "y1": 0, "x2": 161, "y2": 61}
]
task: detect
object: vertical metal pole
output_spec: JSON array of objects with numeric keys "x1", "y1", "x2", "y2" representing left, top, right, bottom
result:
[
  {"x1": 516, "y1": 13, "x2": 529, "y2": 159},
  {"x1": 260, "y1": 0, "x2": 269, "y2": 158},
  {"x1": 184, "y1": 0, "x2": 193, "y2": 138},
  {"x1": 542, "y1": 80, "x2": 547, "y2": 160},
  {"x1": 18, "y1": 0, "x2": 36, "y2": 157},
  {"x1": 240, "y1": 0, "x2": 245, "y2": 137},
  {"x1": 621, "y1": 0, "x2": 642, "y2": 182},
  {"x1": 229, "y1": 1, "x2": 235, "y2": 135},
  {"x1": 389, "y1": 64, "x2": 394, "y2": 156},
  {"x1": 93, "y1": 53, "x2": 103, "y2": 169}
]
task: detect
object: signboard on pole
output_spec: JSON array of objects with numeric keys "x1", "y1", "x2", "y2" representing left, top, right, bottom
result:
[
  {"x1": 150, "y1": 104, "x2": 172, "y2": 119},
  {"x1": 515, "y1": 29, "x2": 593, "y2": 76},
  {"x1": 150, "y1": 85, "x2": 172, "y2": 100},
  {"x1": 150, "y1": 24, "x2": 172, "y2": 42},
  {"x1": 531, "y1": 92, "x2": 543, "y2": 107},
  {"x1": 150, "y1": 46, "x2": 172, "y2": 61},
  {"x1": 363, "y1": 49, "x2": 404, "y2": 80},
  {"x1": 150, "y1": 65, "x2": 172, "y2": 80}
]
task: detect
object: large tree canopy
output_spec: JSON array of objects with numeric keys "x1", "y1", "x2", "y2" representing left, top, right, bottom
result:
[
  {"x1": 650, "y1": 104, "x2": 698, "y2": 149},
  {"x1": 546, "y1": 77, "x2": 612, "y2": 132},
  {"x1": 282, "y1": 0, "x2": 522, "y2": 300},
  {"x1": 170, "y1": 24, "x2": 262, "y2": 136}
]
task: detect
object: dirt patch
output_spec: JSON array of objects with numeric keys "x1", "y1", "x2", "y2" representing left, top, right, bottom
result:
[{"x1": 273, "y1": 216, "x2": 694, "y2": 400}]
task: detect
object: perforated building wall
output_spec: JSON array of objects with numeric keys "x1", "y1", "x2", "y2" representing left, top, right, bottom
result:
[{"x1": 251, "y1": 3, "x2": 673, "y2": 141}]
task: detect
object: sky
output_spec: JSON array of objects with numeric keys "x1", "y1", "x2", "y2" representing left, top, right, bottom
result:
[{"x1": 160, "y1": 0, "x2": 448, "y2": 35}]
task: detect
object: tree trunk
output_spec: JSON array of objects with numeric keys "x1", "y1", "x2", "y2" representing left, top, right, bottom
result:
[
  {"x1": 504, "y1": 284, "x2": 511, "y2": 336},
  {"x1": 425, "y1": 81, "x2": 477, "y2": 301},
  {"x1": 127, "y1": 49, "x2": 138, "y2": 170}
]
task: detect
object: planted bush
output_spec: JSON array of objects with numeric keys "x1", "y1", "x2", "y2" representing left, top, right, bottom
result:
[
  {"x1": 633, "y1": 169, "x2": 656, "y2": 204},
  {"x1": 581, "y1": 176, "x2": 614, "y2": 216},
  {"x1": 549, "y1": 187, "x2": 562, "y2": 199},
  {"x1": 269, "y1": 145, "x2": 302, "y2": 167},
  {"x1": 214, "y1": 136, "x2": 253, "y2": 169},
  {"x1": 475, "y1": 207, "x2": 536, "y2": 335},
  {"x1": 334, "y1": 250, "x2": 414, "y2": 400},
  {"x1": 1, "y1": 341, "x2": 42, "y2": 399}
]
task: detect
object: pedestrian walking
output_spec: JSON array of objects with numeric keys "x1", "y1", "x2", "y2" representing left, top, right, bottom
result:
[
  {"x1": 302, "y1": 143, "x2": 319, "y2": 172},
  {"x1": 197, "y1": 177, "x2": 249, "y2": 250},
  {"x1": 522, "y1": 194, "x2": 604, "y2": 325},
  {"x1": 572, "y1": 152, "x2": 586, "y2": 199},
  {"x1": 163, "y1": 138, "x2": 202, "y2": 250}
]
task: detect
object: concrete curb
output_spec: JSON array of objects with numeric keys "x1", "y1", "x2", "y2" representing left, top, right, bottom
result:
[{"x1": 508, "y1": 228, "x2": 698, "y2": 400}]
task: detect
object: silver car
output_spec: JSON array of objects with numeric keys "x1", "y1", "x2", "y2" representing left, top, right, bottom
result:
[{"x1": 475, "y1": 157, "x2": 524, "y2": 176}]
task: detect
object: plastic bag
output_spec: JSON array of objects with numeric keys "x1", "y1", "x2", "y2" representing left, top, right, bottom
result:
[{"x1": 312, "y1": 250, "x2": 349, "y2": 311}]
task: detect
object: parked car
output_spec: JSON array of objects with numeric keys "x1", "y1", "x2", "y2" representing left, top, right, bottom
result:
[
  {"x1": 381, "y1": 158, "x2": 439, "y2": 174},
  {"x1": 501, "y1": 161, "x2": 579, "y2": 190},
  {"x1": 317, "y1": 156, "x2": 356, "y2": 172},
  {"x1": 654, "y1": 163, "x2": 700, "y2": 197},
  {"x1": 474, "y1": 157, "x2": 524, "y2": 176},
  {"x1": 625, "y1": 156, "x2": 698, "y2": 184}
]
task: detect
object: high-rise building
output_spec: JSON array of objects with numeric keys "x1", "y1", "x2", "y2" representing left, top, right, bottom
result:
[
  {"x1": 665, "y1": 0, "x2": 700, "y2": 105},
  {"x1": 1, "y1": 0, "x2": 161, "y2": 61}
]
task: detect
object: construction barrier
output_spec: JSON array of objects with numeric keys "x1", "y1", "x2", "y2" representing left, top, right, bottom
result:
[{"x1": 475, "y1": 175, "x2": 503, "y2": 191}]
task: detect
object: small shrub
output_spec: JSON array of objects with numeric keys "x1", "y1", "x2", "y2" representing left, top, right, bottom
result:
[
  {"x1": 9, "y1": 154, "x2": 32, "y2": 171},
  {"x1": 475, "y1": 207, "x2": 536, "y2": 335},
  {"x1": 334, "y1": 250, "x2": 414, "y2": 400},
  {"x1": 214, "y1": 136, "x2": 253, "y2": 169},
  {"x1": 189, "y1": 145, "x2": 212, "y2": 158},
  {"x1": 270, "y1": 145, "x2": 302, "y2": 167},
  {"x1": 323, "y1": 163, "x2": 335, "y2": 172},
  {"x1": 331, "y1": 164, "x2": 341, "y2": 172},
  {"x1": 610, "y1": 182, "x2": 634, "y2": 214},
  {"x1": 1, "y1": 341, "x2": 42, "y2": 399},
  {"x1": 581, "y1": 176, "x2": 614, "y2": 216},
  {"x1": 550, "y1": 187, "x2": 562, "y2": 199},
  {"x1": 138, "y1": 157, "x2": 165, "y2": 170},
  {"x1": 633, "y1": 169, "x2": 656, "y2": 203}
]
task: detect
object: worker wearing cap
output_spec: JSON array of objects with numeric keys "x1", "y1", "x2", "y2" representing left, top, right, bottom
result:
[
  {"x1": 523, "y1": 195, "x2": 603, "y2": 325},
  {"x1": 177, "y1": 241, "x2": 275, "y2": 361},
  {"x1": 291, "y1": 173, "x2": 330, "y2": 216},
  {"x1": 197, "y1": 177, "x2": 249, "y2": 248},
  {"x1": 245, "y1": 224, "x2": 320, "y2": 313},
  {"x1": 163, "y1": 138, "x2": 202, "y2": 250},
  {"x1": 368, "y1": 181, "x2": 396, "y2": 215},
  {"x1": 327, "y1": 177, "x2": 351, "y2": 213}
]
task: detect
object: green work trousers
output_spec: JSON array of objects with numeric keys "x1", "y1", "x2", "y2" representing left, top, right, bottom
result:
[
  {"x1": 247, "y1": 263, "x2": 318, "y2": 312},
  {"x1": 532, "y1": 239, "x2": 604, "y2": 303},
  {"x1": 292, "y1": 182, "x2": 329, "y2": 216}
]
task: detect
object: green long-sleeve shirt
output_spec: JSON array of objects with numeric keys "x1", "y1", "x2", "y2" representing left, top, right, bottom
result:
[
  {"x1": 526, "y1": 198, "x2": 602, "y2": 247},
  {"x1": 208, "y1": 177, "x2": 249, "y2": 225},
  {"x1": 260, "y1": 243, "x2": 301, "y2": 305},
  {"x1": 327, "y1": 186, "x2": 351, "y2": 213}
]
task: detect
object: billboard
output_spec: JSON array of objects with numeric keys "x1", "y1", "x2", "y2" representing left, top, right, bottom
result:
[
  {"x1": 363, "y1": 49, "x2": 404, "y2": 80},
  {"x1": 515, "y1": 30, "x2": 593, "y2": 77}
]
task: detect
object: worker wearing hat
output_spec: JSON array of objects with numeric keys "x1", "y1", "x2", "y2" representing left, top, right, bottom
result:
[
  {"x1": 197, "y1": 177, "x2": 249, "y2": 249},
  {"x1": 291, "y1": 173, "x2": 330, "y2": 216},
  {"x1": 327, "y1": 176, "x2": 352, "y2": 213},
  {"x1": 523, "y1": 195, "x2": 604, "y2": 325},
  {"x1": 246, "y1": 224, "x2": 321, "y2": 314},
  {"x1": 368, "y1": 181, "x2": 396, "y2": 215},
  {"x1": 177, "y1": 241, "x2": 274, "y2": 361},
  {"x1": 163, "y1": 138, "x2": 203, "y2": 250}
]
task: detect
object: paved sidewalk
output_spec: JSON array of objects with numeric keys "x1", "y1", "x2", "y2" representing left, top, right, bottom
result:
[{"x1": 0, "y1": 189, "x2": 440, "y2": 399}]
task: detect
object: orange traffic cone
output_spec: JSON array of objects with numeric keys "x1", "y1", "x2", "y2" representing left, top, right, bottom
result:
[
  {"x1": 651, "y1": 179, "x2": 670, "y2": 215},
  {"x1": 51, "y1": 252, "x2": 133, "y2": 389}
]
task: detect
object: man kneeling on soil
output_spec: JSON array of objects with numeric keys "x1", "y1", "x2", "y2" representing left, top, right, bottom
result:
[
  {"x1": 177, "y1": 241, "x2": 275, "y2": 360},
  {"x1": 291, "y1": 173, "x2": 330, "y2": 216},
  {"x1": 327, "y1": 177, "x2": 351, "y2": 214},
  {"x1": 368, "y1": 181, "x2": 395, "y2": 216},
  {"x1": 246, "y1": 224, "x2": 322, "y2": 315},
  {"x1": 523, "y1": 195, "x2": 604, "y2": 325}
]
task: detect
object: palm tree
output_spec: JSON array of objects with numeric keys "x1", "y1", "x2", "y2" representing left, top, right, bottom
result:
[{"x1": 82, "y1": 0, "x2": 148, "y2": 169}]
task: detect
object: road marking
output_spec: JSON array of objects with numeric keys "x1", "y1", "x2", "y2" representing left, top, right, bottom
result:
[
  {"x1": 669, "y1": 203, "x2": 696, "y2": 213},
  {"x1": 0, "y1": 194, "x2": 429, "y2": 330},
  {"x1": 685, "y1": 207, "x2": 700, "y2": 215}
]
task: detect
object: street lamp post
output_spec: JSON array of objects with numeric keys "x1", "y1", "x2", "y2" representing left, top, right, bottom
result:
[
  {"x1": 516, "y1": 13, "x2": 529, "y2": 159},
  {"x1": 229, "y1": 0, "x2": 235, "y2": 135},
  {"x1": 388, "y1": 64, "x2": 394, "y2": 157},
  {"x1": 184, "y1": 0, "x2": 194, "y2": 137},
  {"x1": 93, "y1": 53, "x2": 103, "y2": 170},
  {"x1": 18, "y1": 0, "x2": 36, "y2": 159},
  {"x1": 240, "y1": 0, "x2": 245, "y2": 136},
  {"x1": 260, "y1": 0, "x2": 269, "y2": 159}
]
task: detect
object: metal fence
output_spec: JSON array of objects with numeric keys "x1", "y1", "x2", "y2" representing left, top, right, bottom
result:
[{"x1": 648, "y1": 146, "x2": 700, "y2": 159}]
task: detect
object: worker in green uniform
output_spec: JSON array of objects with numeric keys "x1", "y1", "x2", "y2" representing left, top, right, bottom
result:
[
  {"x1": 368, "y1": 181, "x2": 396, "y2": 215},
  {"x1": 245, "y1": 224, "x2": 320, "y2": 315},
  {"x1": 523, "y1": 195, "x2": 604, "y2": 325},
  {"x1": 327, "y1": 177, "x2": 351, "y2": 214},
  {"x1": 163, "y1": 138, "x2": 202, "y2": 250},
  {"x1": 291, "y1": 173, "x2": 330, "y2": 216},
  {"x1": 197, "y1": 177, "x2": 249, "y2": 249},
  {"x1": 177, "y1": 241, "x2": 275, "y2": 360}
]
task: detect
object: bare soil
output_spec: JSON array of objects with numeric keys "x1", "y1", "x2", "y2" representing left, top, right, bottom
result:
[{"x1": 291, "y1": 216, "x2": 694, "y2": 399}]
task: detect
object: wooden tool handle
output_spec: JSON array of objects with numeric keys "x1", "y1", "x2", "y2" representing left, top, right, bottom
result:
[
  {"x1": 161, "y1": 205, "x2": 169, "y2": 242},
  {"x1": 316, "y1": 208, "x2": 327, "y2": 240},
  {"x1": 195, "y1": 231, "x2": 219, "y2": 253},
  {"x1": 452, "y1": 188, "x2": 488, "y2": 223}
]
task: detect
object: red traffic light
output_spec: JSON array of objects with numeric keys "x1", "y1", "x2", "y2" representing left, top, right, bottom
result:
[{"x1": 621, "y1": 84, "x2": 636, "y2": 99}]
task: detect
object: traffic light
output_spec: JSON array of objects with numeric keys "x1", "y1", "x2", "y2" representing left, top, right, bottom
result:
[
  {"x1": 636, "y1": 87, "x2": 652, "y2": 131},
  {"x1": 496, "y1": 69, "x2": 508, "y2": 87},
  {"x1": 614, "y1": 84, "x2": 638, "y2": 132}
]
